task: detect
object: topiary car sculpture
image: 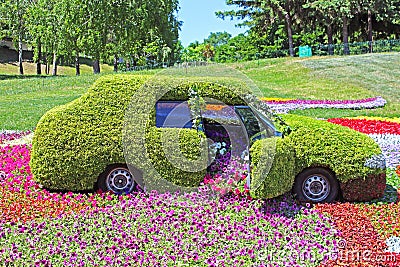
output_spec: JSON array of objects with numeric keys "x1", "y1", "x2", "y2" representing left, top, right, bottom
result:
[{"x1": 31, "y1": 74, "x2": 386, "y2": 203}]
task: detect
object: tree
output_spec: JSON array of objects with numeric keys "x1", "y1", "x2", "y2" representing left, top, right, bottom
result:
[
  {"x1": 25, "y1": 0, "x2": 42, "y2": 75},
  {"x1": 356, "y1": 0, "x2": 400, "y2": 52},
  {"x1": 218, "y1": 0, "x2": 306, "y2": 57},
  {"x1": 204, "y1": 32, "x2": 232, "y2": 47},
  {"x1": 0, "y1": 0, "x2": 32, "y2": 74},
  {"x1": 59, "y1": 0, "x2": 86, "y2": 75},
  {"x1": 304, "y1": 0, "x2": 341, "y2": 55},
  {"x1": 82, "y1": 0, "x2": 109, "y2": 74}
]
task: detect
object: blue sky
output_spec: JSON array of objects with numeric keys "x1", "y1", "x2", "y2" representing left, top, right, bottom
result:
[{"x1": 178, "y1": 0, "x2": 248, "y2": 46}]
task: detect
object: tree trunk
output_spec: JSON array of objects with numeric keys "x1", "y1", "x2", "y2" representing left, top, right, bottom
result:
[
  {"x1": 113, "y1": 55, "x2": 118, "y2": 72},
  {"x1": 93, "y1": 59, "x2": 101, "y2": 74},
  {"x1": 36, "y1": 38, "x2": 42, "y2": 75},
  {"x1": 18, "y1": 35, "x2": 24, "y2": 75},
  {"x1": 45, "y1": 55, "x2": 50, "y2": 75},
  {"x1": 75, "y1": 52, "x2": 80, "y2": 76},
  {"x1": 285, "y1": 12, "x2": 294, "y2": 57},
  {"x1": 368, "y1": 9, "x2": 373, "y2": 53},
  {"x1": 52, "y1": 52, "x2": 58, "y2": 76},
  {"x1": 342, "y1": 16, "x2": 350, "y2": 55},
  {"x1": 327, "y1": 23, "x2": 334, "y2": 55}
]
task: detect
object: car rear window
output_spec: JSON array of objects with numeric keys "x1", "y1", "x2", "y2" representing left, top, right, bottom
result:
[{"x1": 156, "y1": 101, "x2": 193, "y2": 128}]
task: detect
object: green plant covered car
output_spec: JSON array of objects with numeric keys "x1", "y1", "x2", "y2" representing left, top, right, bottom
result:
[{"x1": 31, "y1": 74, "x2": 387, "y2": 203}]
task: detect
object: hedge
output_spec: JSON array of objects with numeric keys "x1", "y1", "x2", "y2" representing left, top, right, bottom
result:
[
  {"x1": 31, "y1": 74, "x2": 253, "y2": 191},
  {"x1": 249, "y1": 137, "x2": 296, "y2": 199},
  {"x1": 280, "y1": 114, "x2": 385, "y2": 184},
  {"x1": 249, "y1": 114, "x2": 385, "y2": 200}
]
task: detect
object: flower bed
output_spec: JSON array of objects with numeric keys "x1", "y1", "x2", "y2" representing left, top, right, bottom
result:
[
  {"x1": 327, "y1": 118, "x2": 400, "y2": 135},
  {"x1": 1, "y1": 115, "x2": 400, "y2": 266},
  {"x1": 0, "y1": 130, "x2": 31, "y2": 145},
  {"x1": 0, "y1": 192, "x2": 338, "y2": 266},
  {"x1": 0, "y1": 141, "x2": 339, "y2": 266},
  {"x1": 0, "y1": 145, "x2": 99, "y2": 223},
  {"x1": 317, "y1": 203, "x2": 400, "y2": 267},
  {"x1": 261, "y1": 97, "x2": 387, "y2": 114}
]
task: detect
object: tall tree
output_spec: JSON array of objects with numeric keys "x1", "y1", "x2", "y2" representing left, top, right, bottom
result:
[
  {"x1": 83, "y1": 0, "x2": 109, "y2": 74},
  {"x1": 204, "y1": 32, "x2": 232, "y2": 47},
  {"x1": 218, "y1": 0, "x2": 306, "y2": 57},
  {"x1": 60, "y1": 0, "x2": 86, "y2": 75},
  {"x1": 357, "y1": 0, "x2": 400, "y2": 52},
  {"x1": 304, "y1": 0, "x2": 341, "y2": 55},
  {"x1": 0, "y1": 0, "x2": 32, "y2": 74},
  {"x1": 26, "y1": 0, "x2": 47, "y2": 75}
]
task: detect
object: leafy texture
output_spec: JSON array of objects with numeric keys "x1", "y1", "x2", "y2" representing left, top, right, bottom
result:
[
  {"x1": 250, "y1": 137, "x2": 295, "y2": 199},
  {"x1": 31, "y1": 74, "x2": 251, "y2": 191}
]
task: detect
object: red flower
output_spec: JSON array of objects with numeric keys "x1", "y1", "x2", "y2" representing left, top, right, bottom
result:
[{"x1": 328, "y1": 118, "x2": 400, "y2": 135}]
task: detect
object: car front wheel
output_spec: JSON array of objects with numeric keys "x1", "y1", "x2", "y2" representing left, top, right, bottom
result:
[
  {"x1": 293, "y1": 168, "x2": 339, "y2": 203},
  {"x1": 98, "y1": 164, "x2": 140, "y2": 194}
]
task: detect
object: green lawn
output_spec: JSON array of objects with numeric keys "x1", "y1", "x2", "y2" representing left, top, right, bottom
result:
[
  {"x1": 1, "y1": 53, "x2": 399, "y2": 130},
  {"x1": 238, "y1": 53, "x2": 400, "y2": 118},
  {"x1": 0, "y1": 74, "x2": 102, "y2": 130}
]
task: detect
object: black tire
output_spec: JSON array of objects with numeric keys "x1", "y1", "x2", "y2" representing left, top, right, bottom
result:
[
  {"x1": 293, "y1": 168, "x2": 339, "y2": 203},
  {"x1": 98, "y1": 164, "x2": 141, "y2": 194}
]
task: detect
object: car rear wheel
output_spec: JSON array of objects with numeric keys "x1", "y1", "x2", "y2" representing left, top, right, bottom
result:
[
  {"x1": 293, "y1": 168, "x2": 339, "y2": 203},
  {"x1": 98, "y1": 164, "x2": 140, "y2": 194}
]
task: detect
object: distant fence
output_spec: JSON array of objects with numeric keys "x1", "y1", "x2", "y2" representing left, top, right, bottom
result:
[{"x1": 296, "y1": 39, "x2": 400, "y2": 57}]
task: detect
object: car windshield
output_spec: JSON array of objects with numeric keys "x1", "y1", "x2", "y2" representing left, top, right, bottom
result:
[
  {"x1": 201, "y1": 104, "x2": 241, "y2": 125},
  {"x1": 235, "y1": 106, "x2": 278, "y2": 140}
]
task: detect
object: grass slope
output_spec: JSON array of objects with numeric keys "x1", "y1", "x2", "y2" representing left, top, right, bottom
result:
[
  {"x1": 0, "y1": 74, "x2": 101, "y2": 130},
  {"x1": 238, "y1": 53, "x2": 400, "y2": 118},
  {"x1": 1, "y1": 53, "x2": 399, "y2": 130}
]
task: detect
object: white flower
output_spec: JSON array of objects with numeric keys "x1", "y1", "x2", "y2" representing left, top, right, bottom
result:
[{"x1": 385, "y1": 236, "x2": 400, "y2": 253}]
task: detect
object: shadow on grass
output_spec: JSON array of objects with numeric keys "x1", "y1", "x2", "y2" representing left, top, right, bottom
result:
[{"x1": 0, "y1": 74, "x2": 48, "y2": 81}]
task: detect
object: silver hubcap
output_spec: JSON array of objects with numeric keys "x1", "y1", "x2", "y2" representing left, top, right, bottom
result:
[
  {"x1": 106, "y1": 168, "x2": 134, "y2": 194},
  {"x1": 302, "y1": 175, "x2": 330, "y2": 202}
]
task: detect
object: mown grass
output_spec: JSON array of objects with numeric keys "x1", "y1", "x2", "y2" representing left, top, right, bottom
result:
[
  {"x1": 1, "y1": 53, "x2": 399, "y2": 130},
  {"x1": 237, "y1": 53, "x2": 400, "y2": 118},
  {"x1": 0, "y1": 62, "x2": 116, "y2": 130},
  {"x1": 0, "y1": 74, "x2": 100, "y2": 130}
]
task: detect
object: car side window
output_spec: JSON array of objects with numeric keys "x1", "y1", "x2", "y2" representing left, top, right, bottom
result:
[
  {"x1": 235, "y1": 107, "x2": 264, "y2": 139},
  {"x1": 155, "y1": 101, "x2": 193, "y2": 128}
]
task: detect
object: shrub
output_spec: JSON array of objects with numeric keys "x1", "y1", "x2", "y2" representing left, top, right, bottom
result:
[
  {"x1": 249, "y1": 137, "x2": 296, "y2": 199},
  {"x1": 280, "y1": 114, "x2": 385, "y2": 183},
  {"x1": 249, "y1": 115, "x2": 385, "y2": 201},
  {"x1": 31, "y1": 75, "x2": 148, "y2": 191},
  {"x1": 144, "y1": 127, "x2": 207, "y2": 188},
  {"x1": 282, "y1": 114, "x2": 386, "y2": 201},
  {"x1": 31, "y1": 74, "x2": 251, "y2": 191}
]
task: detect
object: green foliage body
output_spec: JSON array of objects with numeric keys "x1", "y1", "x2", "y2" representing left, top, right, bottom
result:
[
  {"x1": 249, "y1": 114, "x2": 385, "y2": 200},
  {"x1": 30, "y1": 74, "x2": 250, "y2": 191}
]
